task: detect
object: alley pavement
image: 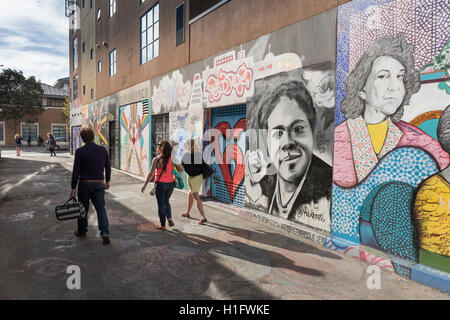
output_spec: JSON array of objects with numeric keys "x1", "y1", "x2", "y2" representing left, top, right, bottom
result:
[{"x1": 0, "y1": 148, "x2": 449, "y2": 300}]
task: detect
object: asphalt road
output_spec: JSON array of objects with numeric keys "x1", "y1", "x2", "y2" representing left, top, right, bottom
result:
[{"x1": 0, "y1": 149, "x2": 448, "y2": 300}]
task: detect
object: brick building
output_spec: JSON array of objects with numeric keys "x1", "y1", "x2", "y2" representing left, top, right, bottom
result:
[{"x1": 1, "y1": 81, "x2": 69, "y2": 147}]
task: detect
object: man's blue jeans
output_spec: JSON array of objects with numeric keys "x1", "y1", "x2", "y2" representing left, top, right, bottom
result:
[
  {"x1": 155, "y1": 182, "x2": 175, "y2": 227},
  {"x1": 77, "y1": 182, "x2": 109, "y2": 236}
]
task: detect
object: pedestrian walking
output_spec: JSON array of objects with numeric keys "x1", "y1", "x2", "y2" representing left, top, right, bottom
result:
[
  {"x1": 70, "y1": 126, "x2": 112, "y2": 245},
  {"x1": 27, "y1": 135, "x2": 31, "y2": 146},
  {"x1": 141, "y1": 140, "x2": 183, "y2": 231},
  {"x1": 38, "y1": 136, "x2": 44, "y2": 147},
  {"x1": 14, "y1": 134, "x2": 23, "y2": 156},
  {"x1": 47, "y1": 133, "x2": 56, "y2": 156},
  {"x1": 180, "y1": 139, "x2": 208, "y2": 224}
]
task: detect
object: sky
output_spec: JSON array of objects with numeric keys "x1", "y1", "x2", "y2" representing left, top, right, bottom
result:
[{"x1": 0, "y1": 0, "x2": 69, "y2": 86}]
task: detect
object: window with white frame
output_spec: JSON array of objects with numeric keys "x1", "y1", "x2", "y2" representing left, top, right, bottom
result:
[
  {"x1": 21, "y1": 123, "x2": 38, "y2": 142},
  {"x1": 0, "y1": 121, "x2": 5, "y2": 145},
  {"x1": 140, "y1": 3, "x2": 159, "y2": 64},
  {"x1": 109, "y1": 49, "x2": 116, "y2": 76},
  {"x1": 98, "y1": 60, "x2": 102, "y2": 72},
  {"x1": 52, "y1": 124, "x2": 67, "y2": 141},
  {"x1": 109, "y1": 0, "x2": 117, "y2": 18}
]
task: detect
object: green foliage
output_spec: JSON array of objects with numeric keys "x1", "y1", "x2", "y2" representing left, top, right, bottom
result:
[
  {"x1": 0, "y1": 68, "x2": 44, "y2": 121},
  {"x1": 62, "y1": 97, "x2": 71, "y2": 126}
]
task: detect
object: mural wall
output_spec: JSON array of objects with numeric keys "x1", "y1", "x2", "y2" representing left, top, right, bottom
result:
[
  {"x1": 332, "y1": 0, "x2": 450, "y2": 277},
  {"x1": 149, "y1": 9, "x2": 337, "y2": 225},
  {"x1": 119, "y1": 101, "x2": 151, "y2": 178},
  {"x1": 245, "y1": 67, "x2": 334, "y2": 232}
]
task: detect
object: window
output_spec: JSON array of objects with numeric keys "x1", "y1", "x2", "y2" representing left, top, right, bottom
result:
[
  {"x1": 0, "y1": 121, "x2": 5, "y2": 145},
  {"x1": 109, "y1": 0, "x2": 117, "y2": 18},
  {"x1": 83, "y1": 85, "x2": 86, "y2": 95},
  {"x1": 52, "y1": 124, "x2": 67, "y2": 141},
  {"x1": 82, "y1": 42, "x2": 85, "y2": 53},
  {"x1": 91, "y1": 89, "x2": 94, "y2": 99},
  {"x1": 109, "y1": 49, "x2": 116, "y2": 76},
  {"x1": 73, "y1": 36, "x2": 78, "y2": 70},
  {"x1": 90, "y1": 48, "x2": 93, "y2": 60},
  {"x1": 189, "y1": 0, "x2": 230, "y2": 23},
  {"x1": 90, "y1": 0, "x2": 93, "y2": 9},
  {"x1": 97, "y1": 8, "x2": 101, "y2": 20},
  {"x1": 176, "y1": 3, "x2": 185, "y2": 46},
  {"x1": 98, "y1": 60, "x2": 102, "y2": 72},
  {"x1": 21, "y1": 123, "x2": 38, "y2": 142},
  {"x1": 140, "y1": 3, "x2": 159, "y2": 64},
  {"x1": 82, "y1": 0, "x2": 85, "y2": 8},
  {"x1": 73, "y1": 74, "x2": 78, "y2": 100}
]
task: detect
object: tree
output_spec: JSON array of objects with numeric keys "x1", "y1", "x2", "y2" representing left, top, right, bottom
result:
[
  {"x1": 62, "y1": 96, "x2": 71, "y2": 127},
  {"x1": 0, "y1": 69, "x2": 44, "y2": 124}
]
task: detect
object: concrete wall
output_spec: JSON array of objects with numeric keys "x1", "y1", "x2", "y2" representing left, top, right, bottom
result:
[{"x1": 80, "y1": 0, "x2": 96, "y2": 105}]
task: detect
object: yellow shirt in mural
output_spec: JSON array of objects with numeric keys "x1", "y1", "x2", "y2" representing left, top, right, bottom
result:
[
  {"x1": 366, "y1": 119, "x2": 388, "y2": 154},
  {"x1": 414, "y1": 174, "x2": 450, "y2": 257}
]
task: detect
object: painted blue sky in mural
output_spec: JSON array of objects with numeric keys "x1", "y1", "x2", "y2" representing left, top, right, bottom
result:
[{"x1": 0, "y1": 0, "x2": 69, "y2": 85}]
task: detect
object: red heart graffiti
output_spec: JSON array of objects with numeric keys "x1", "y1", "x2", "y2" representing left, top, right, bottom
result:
[{"x1": 213, "y1": 118, "x2": 246, "y2": 202}]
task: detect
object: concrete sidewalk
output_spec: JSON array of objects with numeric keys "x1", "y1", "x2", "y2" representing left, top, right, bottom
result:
[{"x1": 0, "y1": 149, "x2": 448, "y2": 299}]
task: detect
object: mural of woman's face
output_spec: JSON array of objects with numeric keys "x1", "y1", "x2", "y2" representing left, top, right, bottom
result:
[
  {"x1": 362, "y1": 56, "x2": 406, "y2": 118},
  {"x1": 267, "y1": 96, "x2": 314, "y2": 183}
]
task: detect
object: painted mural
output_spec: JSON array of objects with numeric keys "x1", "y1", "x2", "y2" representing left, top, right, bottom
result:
[
  {"x1": 332, "y1": 0, "x2": 450, "y2": 277},
  {"x1": 119, "y1": 101, "x2": 151, "y2": 178},
  {"x1": 245, "y1": 68, "x2": 334, "y2": 232},
  {"x1": 71, "y1": 126, "x2": 83, "y2": 151},
  {"x1": 152, "y1": 70, "x2": 192, "y2": 114}
]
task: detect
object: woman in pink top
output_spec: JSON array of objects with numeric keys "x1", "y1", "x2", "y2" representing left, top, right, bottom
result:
[{"x1": 142, "y1": 140, "x2": 183, "y2": 230}]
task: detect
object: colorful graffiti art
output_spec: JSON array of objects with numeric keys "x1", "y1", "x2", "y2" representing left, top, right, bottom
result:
[
  {"x1": 333, "y1": 0, "x2": 450, "y2": 277},
  {"x1": 211, "y1": 106, "x2": 247, "y2": 206},
  {"x1": 203, "y1": 51, "x2": 255, "y2": 108},
  {"x1": 213, "y1": 118, "x2": 246, "y2": 203},
  {"x1": 119, "y1": 102, "x2": 151, "y2": 178},
  {"x1": 71, "y1": 126, "x2": 83, "y2": 151}
]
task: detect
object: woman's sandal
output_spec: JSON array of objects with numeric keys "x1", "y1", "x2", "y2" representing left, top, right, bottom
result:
[
  {"x1": 197, "y1": 218, "x2": 207, "y2": 225},
  {"x1": 155, "y1": 225, "x2": 166, "y2": 231},
  {"x1": 181, "y1": 213, "x2": 190, "y2": 218}
]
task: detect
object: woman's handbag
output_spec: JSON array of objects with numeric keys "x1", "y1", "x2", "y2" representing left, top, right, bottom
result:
[
  {"x1": 55, "y1": 197, "x2": 86, "y2": 221},
  {"x1": 202, "y1": 161, "x2": 214, "y2": 179},
  {"x1": 173, "y1": 168, "x2": 185, "y2": 189}
]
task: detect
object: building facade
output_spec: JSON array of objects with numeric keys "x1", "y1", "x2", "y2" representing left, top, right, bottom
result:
[
  {"x1": 1, "y1": 82, "x2": 69, "y2": 147},
  {"x1": 69, "y1": 0, "x2": 450, "y2": 292}
]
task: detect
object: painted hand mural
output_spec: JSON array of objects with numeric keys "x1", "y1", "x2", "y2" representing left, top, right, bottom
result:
[{"x1": 119, "y1": 102, "x2": 150, "y2": 178}]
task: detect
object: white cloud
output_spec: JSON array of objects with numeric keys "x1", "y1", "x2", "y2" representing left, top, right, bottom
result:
[{"x1": 0, "y1": 0, "x2": 69, "y2": 85}]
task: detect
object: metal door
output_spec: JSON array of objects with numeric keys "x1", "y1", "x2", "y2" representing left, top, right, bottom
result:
[
  {"x1": 211, "y1": 105, "x2": 246, "y2": 207},
  {"x1": 151, "y1": 114, "x2": 169, "y2": 158}
]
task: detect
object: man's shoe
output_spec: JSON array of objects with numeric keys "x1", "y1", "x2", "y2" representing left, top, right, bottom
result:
[
  {"x1": 74, "y1": 231, "x2": 86, "y2": 237},
  {"x1": 102, "y1": 235, "x2": 111, "y2": 245},
  {"x1": 168, "y1": 219, "x2": 175, "y2": 227}
]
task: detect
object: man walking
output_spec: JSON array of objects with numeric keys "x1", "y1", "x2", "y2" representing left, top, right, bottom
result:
[{"x1": 70, "y1": 126, "x2": 111, "y2": 245}]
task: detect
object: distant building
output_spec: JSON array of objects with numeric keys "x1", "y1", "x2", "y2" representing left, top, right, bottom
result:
[
  {"x1": 0, "y1": 83, "x2": 69, "y2": 147},
  {"x1": 53, "y1": 77, "x2": 70, "y2": 92}
]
